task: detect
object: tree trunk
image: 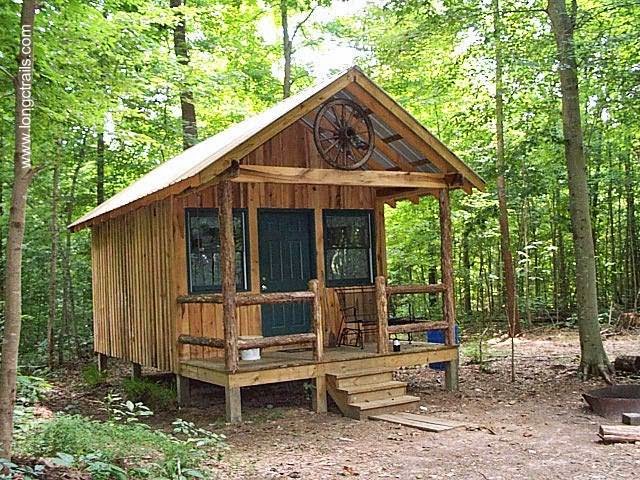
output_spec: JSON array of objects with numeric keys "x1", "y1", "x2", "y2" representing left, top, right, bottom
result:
[
  {"x1": 96, "y1": 131, "x2": 105, "y2": 205},
  {"x1": 0, "y1": 0, "x2": 37, "y2": 458},
  {"x1": 280, "y1": 0, "x2": 292, "y2": 99},
  {"x1": 493, "y1": 0, "x2": 520, "y2": 336},
  {"x1": 461, "y1": 225, "x2": 472, "y2": 315},
  {"x1": 547, "y1": 0, "x2": 612, "y2": 381},
  {"x1": 170, "y1": 0, "x2": 198, "y2": 149},
  {"x1": 47, "y1": 155, "x2": 60, "y2": 368}
]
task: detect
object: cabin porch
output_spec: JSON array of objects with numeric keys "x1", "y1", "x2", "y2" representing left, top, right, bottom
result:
[{"x1": 179, "y1": 341, "x2": 458, "y2": 421}]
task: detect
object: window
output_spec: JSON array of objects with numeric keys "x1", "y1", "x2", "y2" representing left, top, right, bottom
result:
[
  {"x1": 186, "y1": 208, "x2": 249, "y2": 293},
  {"x1": 323, "y1": 209, "x2": 375, "y2": 287}
]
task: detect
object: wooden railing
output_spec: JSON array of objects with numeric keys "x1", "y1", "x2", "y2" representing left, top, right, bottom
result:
[
  {"x1": 178, "y1": 279, "x2": 324, "y2": 371},
  {"x1": 375, "y1": 276, "x2": 454, "y2": 354}
]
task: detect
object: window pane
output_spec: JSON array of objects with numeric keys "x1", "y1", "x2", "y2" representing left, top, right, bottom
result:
[
  {"x1": 188, "y1": 214, "x2": 218, "y2": 291},
  {"x1": 187, "y1": 210, "x2": 248, "y2": 292},
  {"x1": 325, "y1": 215, "x2": 370, "y2": 248},
  {"x1": 326, "y1": 248, "x2": 371, "y2": 282}
]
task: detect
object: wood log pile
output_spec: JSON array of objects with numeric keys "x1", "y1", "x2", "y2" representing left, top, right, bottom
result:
[
  {"x1": 599, "y1": 424, "x2": 640, "y2": 443},
  {"x1": 614, "y1": 355, "x2": 640, "y2": 373}
]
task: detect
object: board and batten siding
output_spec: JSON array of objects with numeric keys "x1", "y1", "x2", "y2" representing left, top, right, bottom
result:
[
  {"x1": 91, "y1": 200, "x2": 175, "y2": 371},
  {"x1": 91, "y1": 119, "x2": 388, "y2": 369},
  {"x1": 175, "y1": 120, "x2": 387, "y2": 362}
]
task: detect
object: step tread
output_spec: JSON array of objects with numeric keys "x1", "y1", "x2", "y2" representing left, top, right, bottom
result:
[
  {"x1": 350, "y1": 395, "x2": 420, "y2": 411},
  {"x1": 341, "y1": 381, "x2": 407, "y2": 395},
  {"x1": 327, "y1": 367, "x2": 396, "y2": 379}
]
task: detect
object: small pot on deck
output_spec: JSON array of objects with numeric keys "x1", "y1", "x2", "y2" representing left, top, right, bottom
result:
[{"x1": 239, "y1": 336, "x2": 263, "y2": 361}]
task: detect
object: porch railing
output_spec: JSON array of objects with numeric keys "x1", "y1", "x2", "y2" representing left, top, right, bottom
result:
[
  {"x1": 177, "y1": 279, "x2": 324, "y2": 371},
  {"x1": 375, "y1": 275, "x2": 455, "y2": 354}
]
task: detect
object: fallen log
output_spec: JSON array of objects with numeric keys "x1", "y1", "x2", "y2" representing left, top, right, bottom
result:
[
  {"x1": 614, "y1": 355, "x2": 640, "y2": 373},
  {"x1": 599, "y1": 424, "x2": 640, "y2": 443}
]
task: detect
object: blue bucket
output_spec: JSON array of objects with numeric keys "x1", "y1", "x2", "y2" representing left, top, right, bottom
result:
[{"x1": 426, "y1": 325, "x2": 460, "y2": 371}]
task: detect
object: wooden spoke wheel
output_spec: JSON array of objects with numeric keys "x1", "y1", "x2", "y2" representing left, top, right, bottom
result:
[{"x1": 313, "y1": 98, "x2": 375, "y2": 170}]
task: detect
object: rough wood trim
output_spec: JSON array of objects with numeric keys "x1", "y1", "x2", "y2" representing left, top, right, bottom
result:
[
  {"x1": 177, "y1": 290, "x2": 315, "y2": 305},
  {"x1": 233, "y1": 165, "x2": 450, "y2": 189},
  {"x1": 219, "y1": 181, "x2": 239, "y2": 372},
  {"x1": 386, "y1": 283, "x2": 446, "y2": 295},
  {"x1": 375, "y1": 276, "x2": 390, "y2": 354},
  {"x1": 439, "y1": 189, "x2": 456, "y2": 346},
  {"x1": 388, "y1": 321, "x2": 449, "y2": 335}
]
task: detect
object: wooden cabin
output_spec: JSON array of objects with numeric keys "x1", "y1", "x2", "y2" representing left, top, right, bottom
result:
[{"x1": 70, "y1": 67, "x2": 485, "y2": 422}]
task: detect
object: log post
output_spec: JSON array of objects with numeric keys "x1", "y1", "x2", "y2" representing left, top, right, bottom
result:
[
  {"x1": 131, "y1": 362, "x2": 142, "y2": 380},
  {"x1": 439, "y1": 188, "x2": 459, "y2": 391},
  {"x1": 375, "y1": 276, "x2": 389, "y2": 354},
  {"x1": 218, "y1": 180, "x2": 238, "y2": 373},
  {"x1": 309, "y1": 279, "x2": 324, "y2": 362},
  {"x1": 97, "y1": 353, "x2": 108, "y2": 373},
  {"x1": 176, "y1": 374, "x2": 191, "y2": 407},
  {"x1": 225, "y1": 387, "x2": 242, "y2": 423}
]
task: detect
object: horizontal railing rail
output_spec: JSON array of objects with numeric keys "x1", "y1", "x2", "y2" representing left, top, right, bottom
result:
[{"x1": 177, "y1": 279, "x2": 324, "y2": 367}]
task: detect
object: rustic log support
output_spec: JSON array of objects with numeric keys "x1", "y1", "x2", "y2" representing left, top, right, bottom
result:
[
  {"x1": 387, "y1": 321, "x2": 449, "y2": 335},
  {"x1": 376, "y1": 276, "x2": 389, "y2": 354},
  {"x1": 131, "y1": 362, "x2": 142, "y2": 380},
  {"x1": 177, "y1": 290, "x2": 315, "y2": 305},
  {"x1": 386, "y1": 283, "x2": 446, "y2": 295},
  {"x1": 178, "y1": 334, "x2": 225, "y2": 349},
  {"x1": 176, "y1": 374, "x2": 191, "y2": 407},
  {"x1": 218, "y1": 180, "x2": 239, "y2": 373},
  {"x1": 97, "y1": 353, "x2": 108, "y2": 373},
  {"x1": 312, "y1": 375, "x2": 328, "y2": 413},
  {"x1": 439, "y1": 188, "x2": 459, "y2": 391},
  {"x1": 225, "y1": 386, "x2": 242, "y2": 423},
  {"x1": 309, "y1": 279, "x2": 324, "y2": 362}
]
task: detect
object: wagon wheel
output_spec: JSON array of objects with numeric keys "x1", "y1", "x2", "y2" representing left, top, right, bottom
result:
[{"x1": 313, "y1": 98, "x2": 375, "y2": 170}]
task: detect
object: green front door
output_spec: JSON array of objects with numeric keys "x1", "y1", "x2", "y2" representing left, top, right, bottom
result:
[{"x1": 258, "y1": 209, "x2": 315, "y2": 337}]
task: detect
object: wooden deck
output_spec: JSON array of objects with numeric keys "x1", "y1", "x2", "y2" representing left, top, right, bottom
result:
[{"x1": 179, "y1": 342, "x2": 457, "y2": 388}]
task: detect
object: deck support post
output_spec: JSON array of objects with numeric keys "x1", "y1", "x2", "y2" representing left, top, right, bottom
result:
[
  {"x1": 225, "y1": 386, "x2": 242, "y2": 423},
  {"x1": 218, "y1": 180, "x2": 239, "y2": 373},
  {"x1": 309, "y1": 279, "x2": 324, "y2": 362},
  {"x1": 176, "y1": 374, "x2": 191, "y2": 407},
  {"x1": 375, "y1": 276, "x2": 389, "y2": 354},
  {"x1": 97, "y1": 353, "x2": 108, "y2": 373},
  {"x1": 131, "y1": 362, "x2": 142, "y2": 380},
  {"x1": 439, "y1": 188, "x2": 458, "y2": 391},
  {"x1": 312, "y1": 375, "x2": 328, "y2": 413}
]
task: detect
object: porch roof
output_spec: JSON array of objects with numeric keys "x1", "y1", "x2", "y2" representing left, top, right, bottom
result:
[{"x1": 70, "y1": 66, "x2": 485, "y2": 232}]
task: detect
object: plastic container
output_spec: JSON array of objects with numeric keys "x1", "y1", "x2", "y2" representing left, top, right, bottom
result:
[
  {"x1": 239, "y1": 336, "x2": 262, "y2": 361},
  {"x1": 426, "y1": 325, "x2": 460, "y2": 371}
]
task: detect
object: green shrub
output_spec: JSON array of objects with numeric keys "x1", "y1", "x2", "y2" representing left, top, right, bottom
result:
[
  {"x1": 122, "y1": 377, "x2": 176, "y2": 410},
  {"x1": 19, "y1": 414, "x2": 215, "y2": 478},
  {"x1": 82, "y1": 364, "x2": 107, "y2": 387}
]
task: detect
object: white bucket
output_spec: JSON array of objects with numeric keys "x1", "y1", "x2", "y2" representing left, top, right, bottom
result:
[{"x1": 239, "y1": 336, "x2": 262, "y2": 361}]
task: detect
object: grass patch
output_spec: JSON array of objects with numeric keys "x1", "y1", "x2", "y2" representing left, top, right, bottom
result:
[
  {"x1": 81, "y1": 364, "x2": 107, "y2": 387},
  {"x1": 122, "y1": 377, "x2": 176, "y2": 410},
  {"x1": 18, "y1": 414, "x2": 224, "y2": 478}
]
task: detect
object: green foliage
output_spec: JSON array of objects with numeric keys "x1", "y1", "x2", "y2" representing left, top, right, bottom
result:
[
  {"x1": 16, "y1": 374, "x2": 51, "y2": 406},
  {"x1": 18, "y1": 413, "x2": 223, "y2": 478},
  {"x1": 81, "y1": 364, "x2": 107, "y2": 387},
  {"x1": 122, "y1": 377, "x2": 176, "y2": 410},
  {"x1": 103, "y1": 393, "x2": 154, "y2": 424}
]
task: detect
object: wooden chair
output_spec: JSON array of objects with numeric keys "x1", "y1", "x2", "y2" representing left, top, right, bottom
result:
[{"x1": 336, "y1": 287, "x2": 377, "y2": 349}]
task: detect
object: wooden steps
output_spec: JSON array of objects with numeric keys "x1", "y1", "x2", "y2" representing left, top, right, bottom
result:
[{"x1": 326, "y1": 368, "x2": 420, "y2": 420}]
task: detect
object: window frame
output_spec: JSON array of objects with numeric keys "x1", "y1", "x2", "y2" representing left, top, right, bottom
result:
[
  {"x1": 322, "y1": 208, "x2": 376, "y2": 288},
  {"x1": 185, "y1": 207, "x2": 251, "y2": 294}
]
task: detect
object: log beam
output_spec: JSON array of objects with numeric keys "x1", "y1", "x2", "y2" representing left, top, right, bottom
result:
[
  {"x1": 218, "y1": 180, "x2": 239, "y2": 373},
  {"x1": 178, "y1": 333, "x2": 315, "y2": 350},
  {"x1": 233, "y1": 165, "x2": 449, "y2": 189},
  {"x1": 386, "y1": 283, "x2": 446, "y2": 295},
  {"x1": 376, "y1": 276, "x2": 390, "y2": 354},
  {"x1": 388, "y1": 321, "x2": 449, "y2": 335},
  {"x1": 309, "y1": 279, "x2": 324, "y2": 362},
  {"x1": 177, "y1": 290, "x2": 314, "y2": 305}
]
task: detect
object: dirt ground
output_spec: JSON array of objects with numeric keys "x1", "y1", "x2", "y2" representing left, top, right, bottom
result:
[{"x1": 42, "y1": 329, "x2": 640, "y2": 479}]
